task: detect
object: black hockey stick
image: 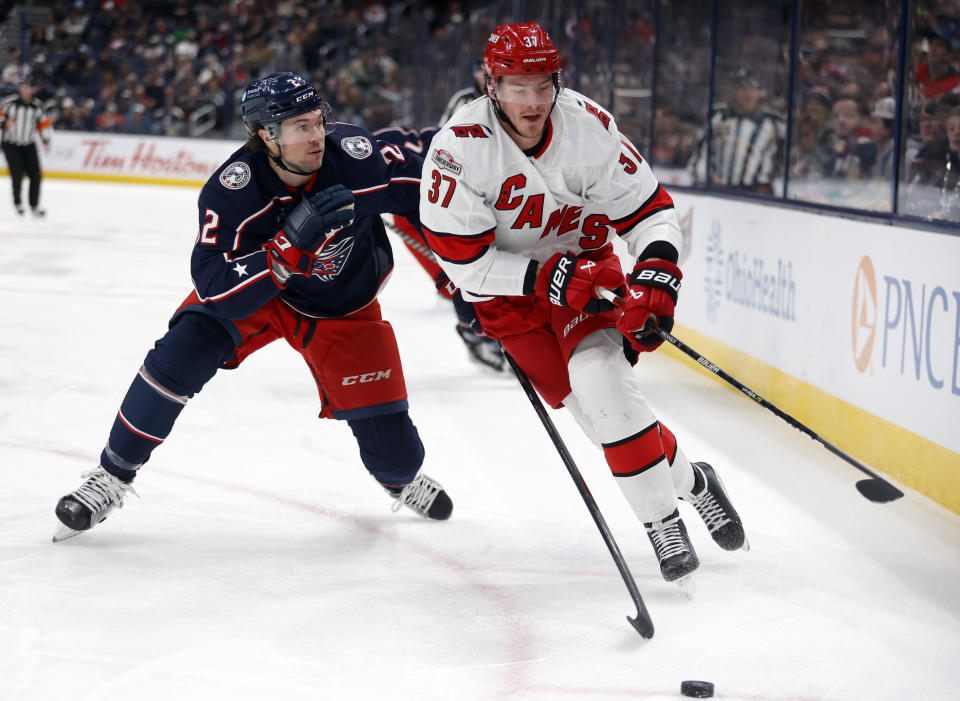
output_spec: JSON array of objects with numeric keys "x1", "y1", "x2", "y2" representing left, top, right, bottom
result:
[
  {"x1": 595, "y1": 287, "x2": 903, "y2": 504},
  {"x1": 504, "y1": 352, "x2": 655, "y2": 639},
  {"x1": 652, "y1": 325, "x2": 904, "y2": 503}
]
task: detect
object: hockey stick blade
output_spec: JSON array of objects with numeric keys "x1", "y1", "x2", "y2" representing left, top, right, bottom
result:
[
  {"x1": 505, "y1": 352, "x2": 654, "y2": 639},
  {"x1": 856, "y1": 478, "x2": 904, "y2": 503},
  {"x1": 593, "y1": 288, "x2": 904, "y2": 505},
  {"x1": 628, "y1": 613, "x2": 655, "y2": 638}
]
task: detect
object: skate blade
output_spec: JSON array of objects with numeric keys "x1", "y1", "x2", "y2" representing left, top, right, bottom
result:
[
  {"x1": 740, "y1": 534, "x2": 751, "y2": 552},
  {"x1": 674, "y1": 572, "x2": 696, "y2": 599},
  {"x1": 52, "y1": 524, "x2": 85, "y2": 543}
]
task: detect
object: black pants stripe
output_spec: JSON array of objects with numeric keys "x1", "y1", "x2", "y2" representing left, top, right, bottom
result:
[{"x1": 2, "y1": 142, "x2": 42, "y2": 208}]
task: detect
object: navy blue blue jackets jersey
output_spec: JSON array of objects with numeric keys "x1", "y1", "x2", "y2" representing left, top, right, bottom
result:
[
  {"x1": 373, "y1": 125, "x2": 438, "y2": 161},
  {"x1": 185, "y1": 123, "x2": 423, "y2": 327}
]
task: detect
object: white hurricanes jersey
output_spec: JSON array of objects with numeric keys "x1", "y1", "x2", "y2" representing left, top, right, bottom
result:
[{"x1": 419, "y1": 88, "x2": 682, "y2": 300}]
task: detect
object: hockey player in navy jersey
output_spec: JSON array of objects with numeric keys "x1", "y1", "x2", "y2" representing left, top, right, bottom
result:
[{"x1": 52, "y1": 72, "x2": 453, "y2": 542}]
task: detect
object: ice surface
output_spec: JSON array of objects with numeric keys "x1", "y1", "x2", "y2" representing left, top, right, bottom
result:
[{"x1": 1, "y1": 180, "x2": 958, "y2": 700}]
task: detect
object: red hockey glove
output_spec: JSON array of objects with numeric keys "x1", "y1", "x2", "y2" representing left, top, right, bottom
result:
[
  {"x1": 535, "y1": 252, "x2": 626, "y2": 315},
  {"x1": 616, "y1": 259, "x2": 682, "y2": 352},
  {"x1": 265, "y1": 184, "x2": 355, "y2": 287}
]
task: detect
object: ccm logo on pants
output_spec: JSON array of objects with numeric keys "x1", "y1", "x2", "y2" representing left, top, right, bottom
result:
[{"x1": 342, "y1": 369, "x2": 392, "y2": 385}]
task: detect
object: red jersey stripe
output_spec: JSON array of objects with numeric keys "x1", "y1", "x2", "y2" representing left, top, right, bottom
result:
[
  {"x1": 611, "y1": 185, "x2": 675, "y2": 237},
  {"x1": 530, "y1": 119, "x2": 553, "y2": 159},
  {"x1": 422, "y1": 226, "x2": 496, "y2": 264}
]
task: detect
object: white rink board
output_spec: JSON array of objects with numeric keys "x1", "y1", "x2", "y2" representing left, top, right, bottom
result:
[
  {"x1": 671, "y1": 191, "x2": 960, "y2": 455},
  {"x1": 0, "y1": 131, "x2": 235, "y2": 183}
]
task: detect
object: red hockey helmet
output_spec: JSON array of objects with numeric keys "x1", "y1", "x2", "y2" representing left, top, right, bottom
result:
[{"x1": 482, "y1": 22, "x2": 561, "y2": 79}]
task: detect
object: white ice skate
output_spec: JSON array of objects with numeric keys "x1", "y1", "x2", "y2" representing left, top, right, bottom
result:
[
  {"x1": 53, "y1": 467, "x2": 137, "y2": 542},
  {"x1": 386, "y1": 471, "x2": 453, "y2": 520}
]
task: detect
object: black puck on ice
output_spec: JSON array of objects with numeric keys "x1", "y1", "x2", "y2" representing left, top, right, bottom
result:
[{"x1": 680, "y1": 680, "x2": 715, "y2": 698}]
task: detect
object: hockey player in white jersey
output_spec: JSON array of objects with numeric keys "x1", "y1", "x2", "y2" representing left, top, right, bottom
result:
[{"x1": 419, "y1": 22, "x2": 747, "y2": 582}]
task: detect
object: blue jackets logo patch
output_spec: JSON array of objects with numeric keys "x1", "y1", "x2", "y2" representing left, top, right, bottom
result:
[
  {"x1": 340, "y1": 136, "x2": 373, "y2": 159},
  {"x1": 220, "y1": 162, "x2": 251, "y2": 190},
  {"x1": 311, "y1": 236, "x2": 355, "y2": 280}
]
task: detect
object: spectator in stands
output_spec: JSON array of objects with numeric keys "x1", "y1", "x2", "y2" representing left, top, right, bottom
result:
[
  {"x1": 76, "y1": 98, "x2": 95, "y2": 131},
  {"x1": 904, "y1": 101, "x2": 950, "y2": 216},
  {"x1": 687, "y1": 68, "x2": 786, "y2": 194},
  {"x1": 907, "y1": 101, "x2": 950, "y2": 186},
  {"x1": 95, "y1": 101, "x2": 126, "y2": 132},
  {"x1": 803, "y1": 84, "x2": 833, "y2": 127},
  {"x1": 939, "y1": 105, "x2": 960, "y2": 218},
  {"x1": 791, "y1": 115, "x2": 834, "y2": 181},
  {"x1": 917, "y1": 34, "x2": 960, "y2": 101},
  {"x1": 870, "y1": 97, "x2": 896, "y2": 180},
  {"x1": 862, "y1": 24, "x2": 896, "y2": 100},
  {"x1": 824, "y1": 97, "x2": 876, "y2": 179},
  {"x1": 1, "y1": 52, "x2": 27, "y2": 88},
  {"x1": 54, "y1": 96, "x2": 86, "y2": 131},
  {"x1": 56, "y1": 55, "x2": 88, "y2": 90},
  {"x1": 127, "y1": 103, "x2": 154, "y2": 134},
  {"x1": 652, "y1": 108, "x2": 697, "y2": 168}
]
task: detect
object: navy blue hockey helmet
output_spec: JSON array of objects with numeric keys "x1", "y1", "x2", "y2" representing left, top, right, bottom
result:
[{"x1": 240, "y1": 72, "x2": 331, "y2": 139}]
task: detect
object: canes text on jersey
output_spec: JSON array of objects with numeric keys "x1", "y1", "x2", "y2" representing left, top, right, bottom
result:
[{"x1": 494, "y1": 173, "x2": 611, "y2": 249}]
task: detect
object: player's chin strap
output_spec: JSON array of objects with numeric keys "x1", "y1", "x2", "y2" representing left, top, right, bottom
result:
[
  {"x1": 490, "y1": 73, "x2": 562, "y2": 139},
  {"x1": 265, "y1": 123, "x2": 317, "y2": 177},
  {"x1": 269, "y1": 143, "x2": 316, "y2": 177}
]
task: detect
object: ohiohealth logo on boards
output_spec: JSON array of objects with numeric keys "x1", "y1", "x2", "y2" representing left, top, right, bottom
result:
[
  {"x1": 703, "y1": 218, "x2": 797, "y2": 323},
  {"x1": 850, "y1": 255, "x2": 960, "y2": 395}
]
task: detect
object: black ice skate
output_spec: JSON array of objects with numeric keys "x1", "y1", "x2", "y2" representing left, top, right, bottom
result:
[
  {"x1": 644, "y1": 509, "x2": 700, "y2": 582},
  {"x1": 680, "y1": 462, "x2": 748, "y2": 551},
  {"x1": 455, "y1": 325, "x2": 506, "y2": 372},
  {"x1": 386, "y1": 471, "x2": 453, "y2": 520},
  {"x1": 53, "y1": 467, "x2": 137, "y2": 542}
]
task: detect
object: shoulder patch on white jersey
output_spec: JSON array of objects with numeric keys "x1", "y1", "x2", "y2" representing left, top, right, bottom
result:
[
  {"x1": 575, "y1": 99, "x2": 612, "y2": 131},
  {"x1": 219, "y1": 162, "x2": 251, "y2": 190},
  {"x1": 340, "y1": 136, "x2": 373, "y2": 159},
  {"x1": 431, "y1": 149, "x2": 462, "y2": 175}
]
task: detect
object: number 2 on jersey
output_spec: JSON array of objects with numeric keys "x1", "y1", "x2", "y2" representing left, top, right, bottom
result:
[
  {"x1": 427, "y1": 169, "x2": 457, "y2": 208},
  {"x1": 199, "y1": 208, "x2": 220, "y2": 245}
]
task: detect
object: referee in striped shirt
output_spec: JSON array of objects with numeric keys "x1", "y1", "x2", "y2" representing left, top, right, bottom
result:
[
  {"x1": 1, "y1": 77, "x2": 52, "y2": 216},
  {"x1": 687, "y1": 68, "x2": 785, "y2": 194}
]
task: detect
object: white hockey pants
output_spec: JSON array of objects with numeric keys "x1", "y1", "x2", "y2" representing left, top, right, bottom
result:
[{"x1": 563, "y1": 329, "x2": 696, "y2": 523}]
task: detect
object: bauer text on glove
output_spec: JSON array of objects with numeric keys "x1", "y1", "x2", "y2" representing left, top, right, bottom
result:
[
  {"x1": 615, "y1": 260, "x2": 682, "y2": 352},
  {"x1": 534, "y1": 252, "x2": 625, "y2": 315}
]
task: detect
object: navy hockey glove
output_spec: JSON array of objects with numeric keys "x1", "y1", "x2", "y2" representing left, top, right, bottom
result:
[
  {"x1": 616, "y1": 259, "x2": 682, "y2": 352},
  {"x1": 534, "y1": 252, "x2": 625, "y2": 315},
  {"x1": 265, "y1": 184, "x2": 355, "y2": 287}
]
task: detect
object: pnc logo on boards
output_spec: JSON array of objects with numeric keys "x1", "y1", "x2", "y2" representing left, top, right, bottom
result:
[{"x1": 850, "y1": 255, "x2": 877, "y2": 373}]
